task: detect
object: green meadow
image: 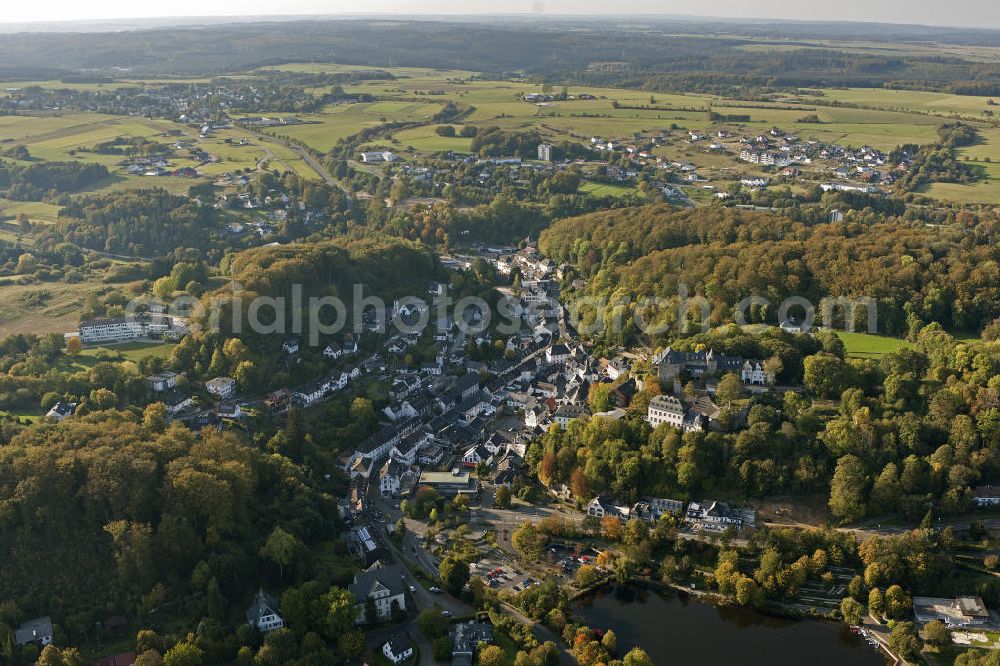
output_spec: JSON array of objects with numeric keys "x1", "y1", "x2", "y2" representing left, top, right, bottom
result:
[
  {"x1": 579, "y1": 181, "x2": 641, "y2": 198},
  {"x1": 5, "y1": 66, "x2": 1000, "y2": 206},
  {"x1": 836, "y1": 331, "x2": 914, "y2": 358}
]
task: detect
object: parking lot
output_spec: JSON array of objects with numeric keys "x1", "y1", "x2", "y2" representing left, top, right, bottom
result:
[
  {"x1": 552, "y1": 544, "x2": 601, "y2": 577},
  {"x1": 471, "y1": 553, "x2": 539, "y2": 592}
]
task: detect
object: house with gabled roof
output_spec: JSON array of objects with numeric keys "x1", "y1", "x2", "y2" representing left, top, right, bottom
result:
[
  {"x1": 380, "y1": 458, "x2": 415, "y2": 498},
  {"x1": 246, "y1": 589, "x2": 284, "y2": 633},
  {"x1": 612, "y1": 377, "x2": 638, "y2": 407},
  {"x1": 553, "y1": 403, "x2": 587, "y2": 429},
  {"x1": 348, "y1": 564, "x2": 407, "y2": 624},
  {"x1": 586, "y1": 495, "x2": 631, "y2": 521},
  {"x1": 45, "y1": 401, "x2": 76, "y2": 421},
  {"x1": 654, "y1": 347, "x2": 743, "y2": 384},
  {"x1": 383, "y1": 634, "x2": 415, "y2": 663},
  {"x1": 15, "y1": 617, "x2": 53, "y2": 646},
  {"x1": 452, "y1": 621, "x2": 494, "y2": 666},
  {"x1": 461, "y1": 443, "x2": 492, "y2": 468}
]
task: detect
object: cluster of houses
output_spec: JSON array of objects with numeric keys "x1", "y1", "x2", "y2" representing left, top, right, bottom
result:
[
  {"x1": 733, "y1": 128, "x2": 899, "y2": 191},
  {"x1": 124, "y1": 158, "x2": 200, "y2": 178},
  {"x1": 216, "y1": 186, "x2": 328, "y2": 237},
  {"x1": 586, "y1": 494, "x2": 757, "y2": 532},
  {"x1": 579, "y1": 125, "x2": 899, "y2": 199},
  {"x1": 340, "y1": 367, "x2": 516, "y2": 509}
]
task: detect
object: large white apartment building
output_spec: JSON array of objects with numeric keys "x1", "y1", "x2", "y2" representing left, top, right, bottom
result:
[
  {"x1": 647, "y1": 394, "x2": 685, "y2": 428},
  {"x1": 78, "y1": 317, "x2": 144, "y2": 344},
  {"x1": 78, "y1": 315, "x2": 184, "y2": 344}
]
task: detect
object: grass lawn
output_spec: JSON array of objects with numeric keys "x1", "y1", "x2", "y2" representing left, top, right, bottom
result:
[
  {"x1": 835, "y1": 331, "x2": 913, "y2": 358},
  {"x1": 924, "y1": 162, "x2": 1000, "y2": 206},
  {"x1": 0, "y1": 199, "x2": 62, "y2": 224},
  {"x1": 780, "y1": 87, "x2": 999, "y2": 120},
  {"x1": 579, "y1": 181, "x2": 640, "y2": 198},
  {"x1": 495, "y1": 632, "x2": 522, "y2": 665},
  {"x1": 0, "y1": 409, "x2": 42, "y2": 423},
  {"x1": 78, "y1": 341, "x2": 176, "y2": 364},
  {"x1": 255, "y1": 101, "x2": 446, "y2": 153},
  {"x1": 0, "y1": 276, "x2": 119, "y2": 338},
  {"x1": 390, "y1": 126, "x2": 473, "y2": 154},
  {"x1": 836, "y1": 330, "x2": 979, "y2": 359}
]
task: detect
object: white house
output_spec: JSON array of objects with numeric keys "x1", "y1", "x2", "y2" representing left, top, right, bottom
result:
[
  {"x1": 383, "y1": 635, "x2": 414, "y2": 664},
  {"x1": 162, "y1": 390, "x2": 194, "y2": 416},
  {"x1": 206, "y1": 376, "x2": 237, "y2": 399},
  {"x1": 740, "y1": 361, "x2": 770, "y2": 386},
  {"x1": 586, "y1": 495, "x2": 630, "y2": 521},
  {"x1": 383, "y1": 401, "x2": 418, "y2": 422},
  {"x1": 379, "y1": 459, "x2": 411, "y2": 497},
  {"x1": 647, "y1": 394, "x2": 685, "y2": 428},
  {"x1": 686, "y1": 500, "x2": 755, "y2": 528},
  {"x1": 349, "y1": 565, "x2": 407, "y2": 623},
  {"x1": 45, "y1": 401, "x2": 76, "y2": 422},
  {"x1": 973, "y1": 486, "x2": 1000, "y2": 508},
  {"x1": 461, "y1": 443, "x2": 492, "y2": 468},
  {"x1": 246, "y1": 589, "x2": 284, "y2": 633},
  {"x1": 552, "y1": 404, "x2": 587, "y2": 429},
  {"x1": 546, "y1": 343, "x2": 570, "y2": 364},
  {"x1": 780, "y1": 319, "x2": 806, "y2": 334},
  {"x1": 283, "y1": 338, "x2": 300, "y2": 355},
  {"x1": 79, "y1": 317, "x2": 144, "y2": 344},
  {"x1": 524, "y1": 404, "x2": 548, "y2": 428},
  {"x1": 360, "y1": 151, "x2": 398, "y2": 163},
  {"x1": 606, "y1": 357, "x2": 629, "y2": 381},
  {"x1": 147, "y1": 371, "x2": 179, "y2": 392},
  {"x1": 420, "y1": 358, "x2": 443, "y2": 375},
  {"x1": 295, "y1": 379, "x2": 329, "y2": 406}
]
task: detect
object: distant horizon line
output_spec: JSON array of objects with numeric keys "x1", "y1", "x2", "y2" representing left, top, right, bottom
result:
[{"x1": 0, "y1": 12, "x2": 997, "y2": 34}]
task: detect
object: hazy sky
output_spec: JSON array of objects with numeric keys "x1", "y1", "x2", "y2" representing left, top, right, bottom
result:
[{"x1": 1, "y1": 0, "x2": 999, "y2": 30}]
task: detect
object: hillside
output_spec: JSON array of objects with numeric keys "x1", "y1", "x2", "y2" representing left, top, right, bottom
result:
[{"x1": 540, "y1": 205, "x2": 1000, "y2": 340}]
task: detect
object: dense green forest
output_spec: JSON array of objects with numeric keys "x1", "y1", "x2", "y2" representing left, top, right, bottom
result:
[
  {"x1": 0, "y1": 410, "x2": 339, "y2": 635},
  {"x1": 0, "y1": 161, "x2": 108, "y2": 201},
  {"x1": 54, "y1": 189, "x2": 218, "y2": 257},
  {"x1": 0, "y1": 18, "x2": 997, "y2": 96},
  {"x1": 528, "y1": 321, "x2": 1000, "y2": 529},
  {"x1": 540, "y1": 205, "x2": 1000, "y2": 342}
]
